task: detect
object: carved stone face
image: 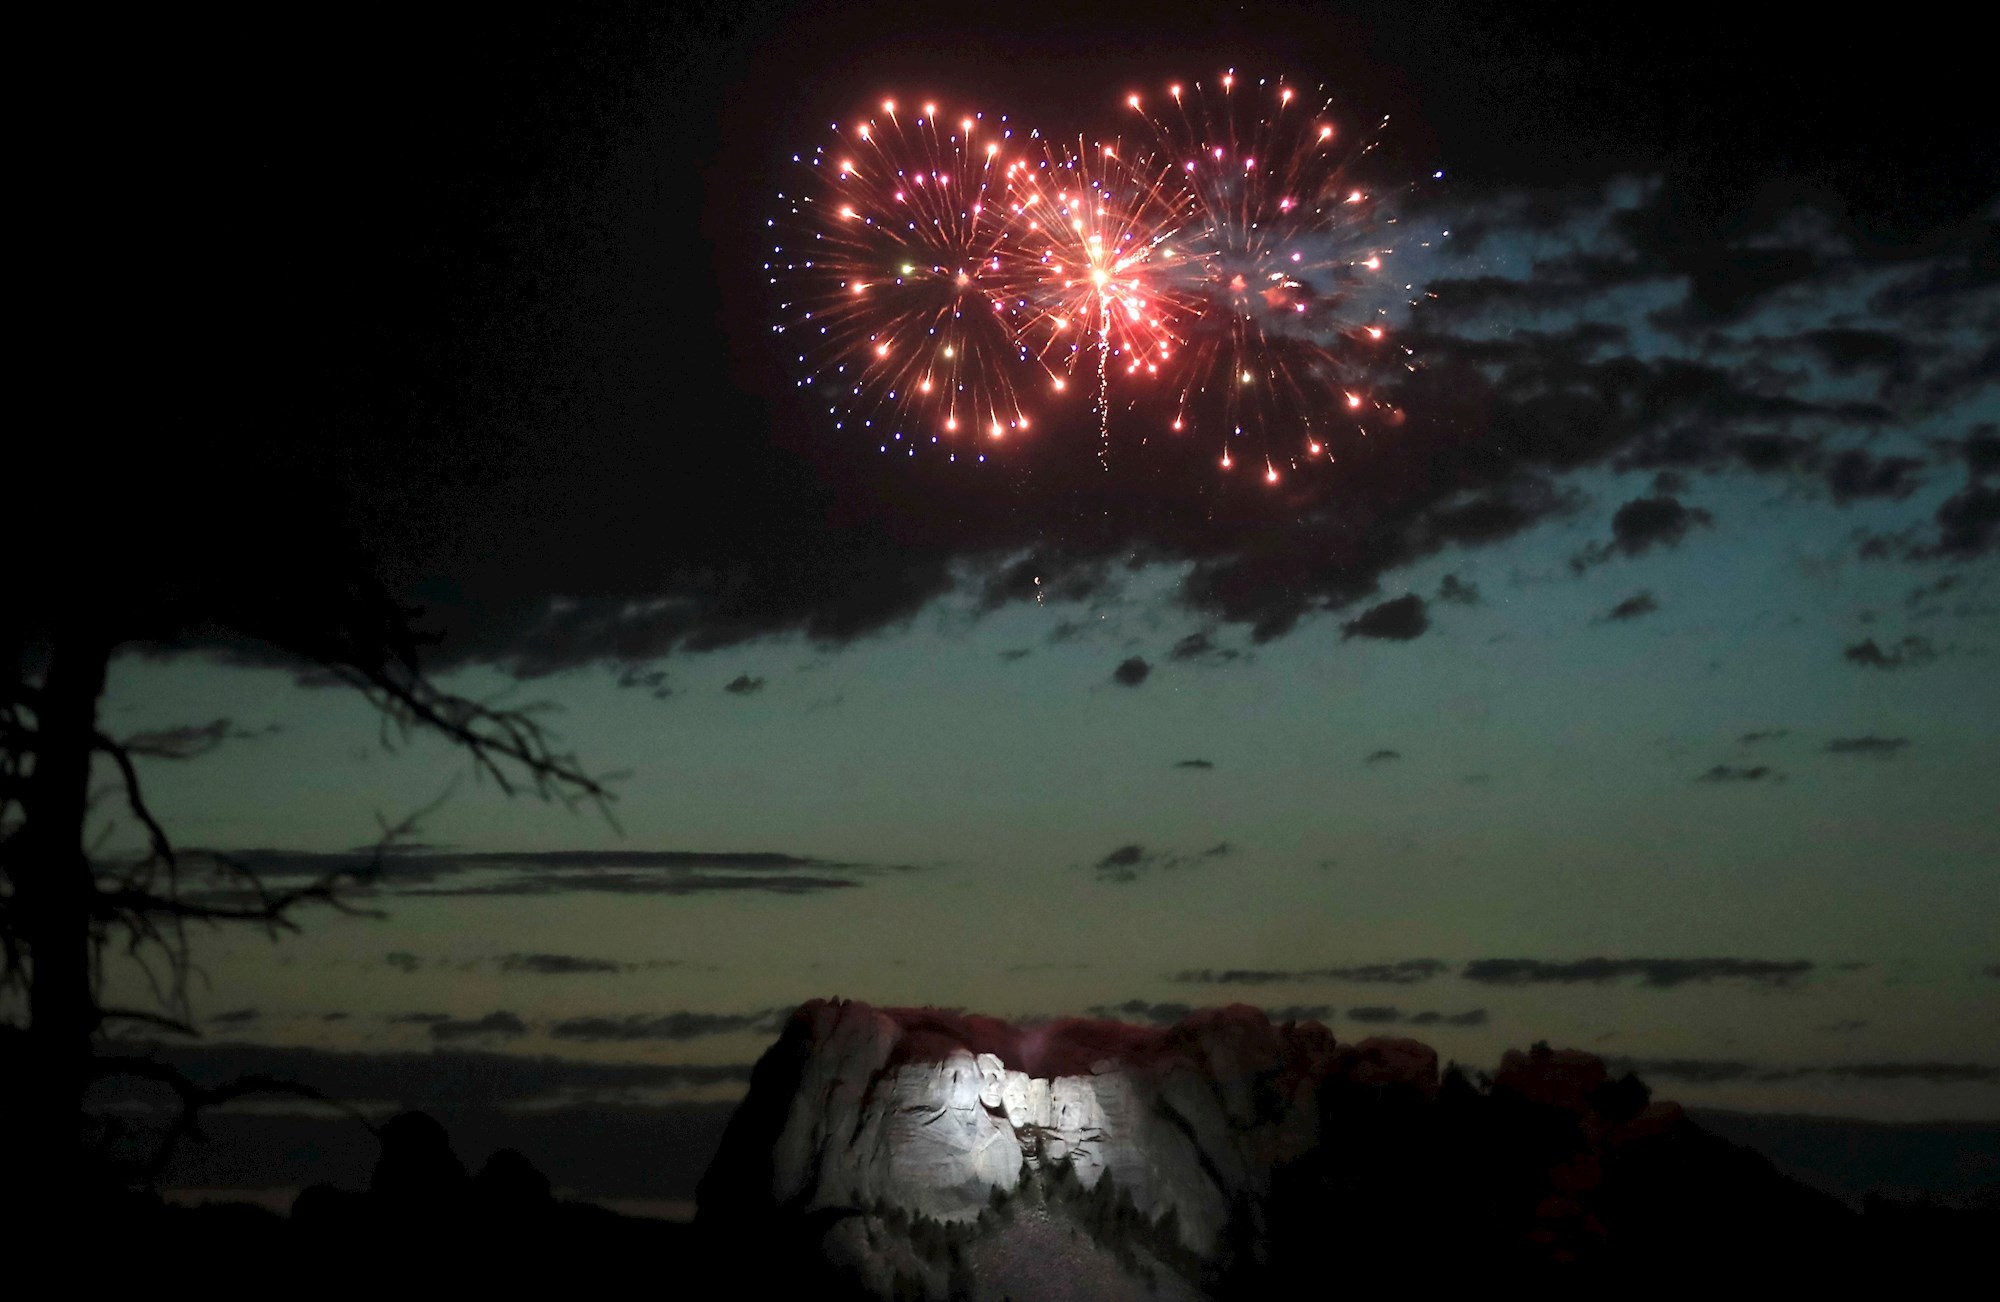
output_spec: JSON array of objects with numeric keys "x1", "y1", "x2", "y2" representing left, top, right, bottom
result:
[
  {"x1": 977, "y1": 1053, "x2": 1007, "y2": 1109},
  {"x1": 941, "y1": 1051, "x2": 984, "y2": 1116},
  {"x1": 1051, "y1": 1076, "x2": 1099, "y2": 1133},
  {"x1": 1005, "y1": 1074, "x2": 1052, "y2": 1129}
]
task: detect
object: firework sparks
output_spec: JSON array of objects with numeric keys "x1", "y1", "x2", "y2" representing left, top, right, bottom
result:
[
  {"x1": 999, "y1": 129, "x2": 1206, "y2": 465},
  {"x1": 1127, "y1": 72, "x2": 1400, "y2": 467},
  {"x1": 768, "y1": 76, "x2": 1414, "y2": 477},
  {"x1": 771, "y1": 102, "x2": 1043, "y2": 456}
]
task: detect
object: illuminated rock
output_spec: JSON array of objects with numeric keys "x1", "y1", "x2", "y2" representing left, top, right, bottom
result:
[{"x1": 699, "y1": 998, "x2": 1351, "y2": 1252}]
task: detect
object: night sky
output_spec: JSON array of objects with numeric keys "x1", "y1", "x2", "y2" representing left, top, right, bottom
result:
[{"x1": 87, "y1": 1, "x2": 1996, "y2": 1204}]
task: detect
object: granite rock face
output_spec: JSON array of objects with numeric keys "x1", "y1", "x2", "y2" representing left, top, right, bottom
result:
[
  {"x1": 698, "y1": 1005, "x2": 1863, "y2": 1297},
  {"x1": 698, "y1": 999, "x2": 1436, "y2": 1253}
]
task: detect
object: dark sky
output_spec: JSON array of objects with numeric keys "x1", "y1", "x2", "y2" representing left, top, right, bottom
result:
[{"x1": 76, "y1": 0, "x2": 1998, "y2": 1203}]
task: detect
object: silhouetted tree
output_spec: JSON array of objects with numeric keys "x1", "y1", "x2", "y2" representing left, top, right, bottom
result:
[
  {"x1": 476, "y1": 1146, "x2": 556, "y2": 1216},
  {"x1": 5, "y1": 502, "x2": 611, "y2": 1211}
]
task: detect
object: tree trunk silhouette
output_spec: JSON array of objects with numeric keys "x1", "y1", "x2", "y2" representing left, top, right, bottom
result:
[{"x1": 15, "y1": 627, "x2": 110, "y2": 1203}]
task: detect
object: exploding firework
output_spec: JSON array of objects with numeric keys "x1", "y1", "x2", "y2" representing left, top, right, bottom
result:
[
  {"x1": 769, "y1": 101, "x2": 1047, "y2": 457},
  {"x1": 768, "y1": 76, "x2": 1413, "y2": 480},
  {"x1": 1125, "y1": 73, "x2": 1400, "y2": 478},
  {"x1": 995, "y1": 129, "x2": 1206, "y2": 465}
]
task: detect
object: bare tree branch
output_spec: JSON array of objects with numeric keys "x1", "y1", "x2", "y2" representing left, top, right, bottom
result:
[
  {"x1": 91, "y1": 1053, "x2": 375, "y2": 1187},
  {"x1": 8, "y1": 575, "x2": 620, "y2": 1196}
]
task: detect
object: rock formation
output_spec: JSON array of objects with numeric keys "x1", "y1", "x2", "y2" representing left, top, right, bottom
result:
[
  {"x1": 698, "y1": 998, "x2": 1435, "y2": 1255},
  {"x1": 696, "y1": 999, "x2": 1868, "y2": 1298}
]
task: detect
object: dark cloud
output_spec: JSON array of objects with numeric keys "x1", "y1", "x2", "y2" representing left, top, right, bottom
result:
[
  {"x1": 1981, "y1": 964, "x2": 2000, "y2": 979},
  {"x1": 1408, "y1": 1009, "x2": 1490, "y2": 1027},
  {"x1": 1087, "y1": 840, "x2": 1228, "y2": 884},
  {"x1": 207, "y1": 1008, "x2": 260, "y2": 1026},
  {"x1": 1172, "y1": 758, "x2": 1214, "y2": 770},
  {"x1": 1815, "y1": 1062, "x2": 2000, "y2": 1085},
  {"x1": 1573, "y1": 496, "x2": 1713, "y2": 569},
  {"x1": 191, "y1": 846, "x2": 905, "y2": 900},
  {"x1": 614, "y1": 665, "x2": 675, "y2": 700},
  {"x1": 1092, "y1": 843, "x2": 1154, "y2": 883},
  {"x1": 1826, "y1": 449, "x2": 1924, "y2": 504},
  {"x1": 320, "y1": 1012, "x2": 350, "y2": 1022},
  {"x1": 121, "y1": 718, "x2": 279, "y2": 759},
  {"x1": 1843, "y1": 636, "x2": 1935, "y2": 670},
  {"x1": 497, "y1": 952, "x2": 624, "y2": 976},
  {"x1": 1421, "y1": 484, "x2": 1574, "y2": 549},
  {"x1": 1363, "y1": 749, "x2": 1402, "y2": 764},
  {"x1": 1085, "y1": 1000, "x2": 1194, "y2": 1026},
  {"x1": 1962, "y1": 426, "x2": 2000, "y2": 478},
  {"x1": 1613, "y1": 1057, "x2": 2000, "y2": 1086},
  {"x1": 1729, "y1": 434, "x2": 1814, "y2": 473},
  {"x1": 1609, "y1": 1056, "x2": 1760, "y2": 1085},
  {"x1": 384, "y1": 951, "x2": 422, "y2": 975},
  {"x1": 1338, "y1": 1005, "x2": 1492, "y2": 1027},
  {"x1": 404, "y1": 871, "x2": 863, "y2": 898},
  {"x1": 427, "y1": 1011, "x2": 530, "y2": 1042},
  {"x1": 386, "y1": 1012, "x2": 452, "y2": 1025},
  {"x1": 723, "y1": 673, "x2": 765, "y2": 695},
  {"x1": 1263, "y1": 1004, "x2": 1338, "y2": 1023},
  {"x1": 1600, "y1": 591, "x2": 1659, "y2": 622},
  {"x1": 996, "y1": 555, "x2": 1122, "y2": 611},
  {"x1": 1346, "y1": 1005, "x2": 1404, "y2": 1023},
  {"x1": 1342, "y1": 594, "x2": 1430, "y2": 642},
  {"x1": 1661, "y1": 247, "x2": 1826, "y2": 327},
  {"x1": 1904, "y1": 574, "x2": 1963, "y2": 611},
  {"x1": 998, "y1": 648, "x2": 1032, "y2": 662},
  {"x1": 549, "y1": 1010, "x2": 787, "y2": 1042},
  {"x1": 1696, "y1": 765, "x2": 1775, "y2": 783},
  {"x1": 1171, "y1": 960, "x2": 1448, "y2": 986},
  {"x1": 1172, "y1": 969, "x2": 1292, "y2": 985},
  {"x1": 1168, "y1": 630, "x2": 1240, "y2": 664},
  {"x1": 1824, "y1": 736, "x2": 1910, "y2": 757},
  {"x1": 1739, "y1": 730, "x2": 1789, "y2": 745},
  {"x1": 1324, "y1": 960, "x2": 1452, "y2": 984},
  {"x1": 1872, "y1": 473, "x2": 2000, "y2": 561},
  {"x1": 1435, "y1": 574, "x2": 1480, "y2": 605},
  {"x1": 1800, "y1": 328, "x2": 1914, "y2": 377},
  {"x1": 1461, "y1": 957, "x2": 1812, "y2": 988},
  {"x1": 221, "y1": 847, "x2": 871, "y2": 881},
  {"x1": 1932, "y1": 482, "x2": 2000, "y2": 556},
  {"x1": 1111, "y1": 656, "x2": 1152, "y2": 687}
]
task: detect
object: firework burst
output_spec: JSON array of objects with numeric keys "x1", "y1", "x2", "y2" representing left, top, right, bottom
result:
[
  {"x1": 996, "y1": 129, "x2": 1206, "y2": 465},
  {"x1": 768, "y1": 76, "x2": 1414, "y2": 480},
  {"x1": 770, "y1": 101, "x2": 1045, "y2": 456},
  {"x1": 1127, "y1": 73, "x2": 1400, "y2": 478}
]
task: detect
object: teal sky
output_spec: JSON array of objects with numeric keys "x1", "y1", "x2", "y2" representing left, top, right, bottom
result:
[{"x1": 101, "y1": 453, "x2": 2000, "y2": 1121}]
